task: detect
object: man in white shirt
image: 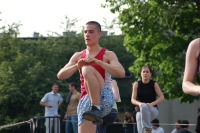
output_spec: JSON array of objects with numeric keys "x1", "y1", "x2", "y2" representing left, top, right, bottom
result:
[
  {"x1": 151, "y1": 119, "x2": 164, "y2": 133},
  {"x1": 40, "y1": 83, "x2": 63, "y2": 133}
]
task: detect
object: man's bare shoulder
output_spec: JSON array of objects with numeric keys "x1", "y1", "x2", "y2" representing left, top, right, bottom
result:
[
  {"x1": 74, "y1": 51, "x2": 82, "y2": 56},
  {"x1": 103, "y1": 49, "x2": 119, "y2": 63},
  {"x1": 72, "y1": 51, "x2": 82, "y2": 58},
  {"x1": 69, "y1": 51, "x2": 83, "y2": 62},
  {"x1": 104, "y1": 49, "x2": 116, "y2": 56}
]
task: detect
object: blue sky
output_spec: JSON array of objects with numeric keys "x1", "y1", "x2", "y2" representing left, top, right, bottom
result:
[{"x1": 0, "y1": 0, "x2": 119, "y2": 37}]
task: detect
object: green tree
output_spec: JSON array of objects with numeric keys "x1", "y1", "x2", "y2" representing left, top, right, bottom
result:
[
  {"x1": 103, "y1": 0, "x2": 200, "y2": 102},
  {"x1": 0, "y1": 23, "x2": 84, "y2": 127}
]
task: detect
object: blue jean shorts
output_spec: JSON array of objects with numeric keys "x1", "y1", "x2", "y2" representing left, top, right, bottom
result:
[{"x1": 77, "y1": 84, "x2": 114, "y2": 125}]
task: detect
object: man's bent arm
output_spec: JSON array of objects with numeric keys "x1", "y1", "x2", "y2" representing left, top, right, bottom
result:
[
  {"x1": 57, "y1": 52, "x2": 80, "y2": 80},
  {"x1": 98, "y1": 51, "x2": 125, "y2": 78},
  {"x1": 58, "y1": 101, "x2": 62, "y2": 109},
  {"x1": 40, "y1": 101, "x2": 49, "y2": 107}
]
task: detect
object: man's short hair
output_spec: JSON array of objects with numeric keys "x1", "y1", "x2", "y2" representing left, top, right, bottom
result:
[
  {"x1": 86, "y1": 21, "x2": 101, "y2": 32},
  {"x1": 151, "y1": 119, "x2": 160, "y2": 127},
  {"x1": 53, "y1": 83, "x2": 59, "y2": 86},
  {"x1": 181, "y1": 120, "x2": 189, "y2": 128},
  {"x1": 68, "y1": 82, "x2": 77, "y2": 89}
]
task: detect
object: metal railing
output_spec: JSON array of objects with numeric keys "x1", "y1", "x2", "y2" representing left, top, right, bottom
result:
[
  {"x1": 32, "y1": 116, "x2": 65, "y2": 133},
  {"x1": 0, "y1": 118, "x2": 134, "y2": 133}
]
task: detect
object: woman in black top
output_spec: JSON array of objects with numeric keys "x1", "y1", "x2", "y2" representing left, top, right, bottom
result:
[{"x1": 131, "y1": 65, "x2": 165, "y2": 133}]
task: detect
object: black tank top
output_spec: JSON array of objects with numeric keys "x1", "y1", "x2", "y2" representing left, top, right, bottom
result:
[{"x1": 137, "y1": 80, "x2": 157, "y2": 107}]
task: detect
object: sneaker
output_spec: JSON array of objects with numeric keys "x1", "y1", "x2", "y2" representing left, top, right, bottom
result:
[
  {"x1": 83, "y1": 105, "x2": 103, "y2": 124},
  {"x1": 144, "y1": 128, "x2": 152, "y2": 133}
]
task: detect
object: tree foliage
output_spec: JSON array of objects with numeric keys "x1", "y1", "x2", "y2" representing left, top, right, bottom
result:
[
  {"x1": 103, "y1": 0, "x2": 200, "y2": 102},
  {"x1": 0, "y1": 23, "x2": 83, "y2": 126}
]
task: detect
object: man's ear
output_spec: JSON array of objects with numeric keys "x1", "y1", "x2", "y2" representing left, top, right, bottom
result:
[{"x1": 98, "y1": 32, "x2": 102, "y2": 37}]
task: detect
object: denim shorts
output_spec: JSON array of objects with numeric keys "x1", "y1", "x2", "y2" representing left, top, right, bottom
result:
[{"x1": 77, "y1": 84, "x2": 114, "y2": 126}]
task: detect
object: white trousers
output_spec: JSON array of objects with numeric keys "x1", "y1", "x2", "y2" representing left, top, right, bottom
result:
[
  {"x1": 45, "y1": 117, "x2": 60, "y2": 133},
  {"x1": 136, "y1": 103, "x2": 159, "y2": 133}
]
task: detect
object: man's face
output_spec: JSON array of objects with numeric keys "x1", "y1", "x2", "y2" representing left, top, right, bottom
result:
[
  {"x1": 84, "y1": 24, "x2": 102, "y2": 46},
  {"x1": 52, "y1": 84, "x2": 59, "y2": 93},
  {"x1": 68, "y1": 84, "x2": 73, "y2": 92},
  {"x1": 175, "y1": 122, "x2": 181, "y2": 130}
]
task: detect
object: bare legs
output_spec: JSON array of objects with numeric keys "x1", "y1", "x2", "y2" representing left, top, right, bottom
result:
[
  {"x1": 78, "y1": 66, "x2": 104, "y2": 133},
  {"x1": 79, "y1": 121, "x2": 96, "y2": 133},
  {"x1": 82, "y1": 66, "x2": 104, "y2": 106}
]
